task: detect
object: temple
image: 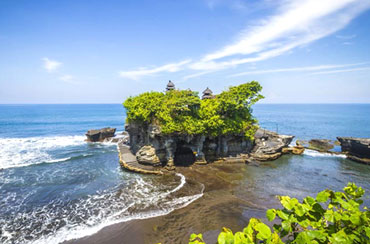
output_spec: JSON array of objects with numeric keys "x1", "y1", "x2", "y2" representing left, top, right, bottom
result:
[
  {"x1": 166, "y1": 80, "x2": 175, "y2": 91},
  {"x1": 202, "y1": 87, "x2": 214, "y2": 99}
]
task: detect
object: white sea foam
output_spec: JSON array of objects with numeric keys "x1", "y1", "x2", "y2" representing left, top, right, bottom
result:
[
  {"x1": 304, "y1": 149, "x2": 346, "y2": 158},
  {"x1": 0, "y1": 174, "x2": 204, "y2": 244},
  {"x1": 31, "y1": 190, "x2": 204, "y2": 244},
  {"x1": 0, "y1": 135, "x2": 86, "y2": 169},
  {"x1": 44, "y1": 157, "x2": 72, "y2": 163}
]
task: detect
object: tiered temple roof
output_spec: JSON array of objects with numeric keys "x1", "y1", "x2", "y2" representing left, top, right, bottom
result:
[
  {"x1": 202, "y1": 87, "x2": 214, "y2": 99},
  {"x1": 166, "y1": 80, "x2": 175, "y2": 91}
]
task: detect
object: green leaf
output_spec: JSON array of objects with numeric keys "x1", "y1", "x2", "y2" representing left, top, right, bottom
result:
[
  {"x1": 328, "y1": 230, "x2": 351, "y2": 244},
  {"x1": 294, "y1": 204, "x2": 306, "y2": 217},
  {"x1": 304, "y1": 196, "x2": 316, "y2": 206},
  {"x1": 218, "y1": 228, "x2": 234, "y2": 244},
  {"x1": 294, "y1": 232, "x2": 311, "y2": 244},
  {"x1": 281, "y1": 220, "x2": 292, "y2": 232},
  {"x1": 255, "y1": 223, "x2": 272, "y2": 240},
  {"x1": 306, "y1": 230, "x2": 327, "y2": 242},
  {"x1": 234, "y1": 232, "x2": 247, "y2": 244},
  {"x1": 266, "y1": 209, "x2": 276, "y2": 221},
  {"x1": 316, "y1": 191, "x2": 330, "y2": 203},
  {"x1": 324, "y1": 210, "x2": 335, "y2": 223},
  {"x1": 268, "y1": 232, "x2": 284, "y2": 244},
  {"x1": 276, "y1": 210, "x2": 289, "y2": 220}
]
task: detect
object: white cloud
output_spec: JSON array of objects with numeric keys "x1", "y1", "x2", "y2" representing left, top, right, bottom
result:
[
  {"x1": 118, "y1": 59, "x2": 191, "y2": 80},
  {"x1": 311, "y1": 66, "x2": 370, "y2": 75},
  {"x1": 197, "y1": 0, "x2": 370, "y2": 70},
  {"x1": 42, "y1": 57, "x2": 62, "y2": 72},
  {"x1": 230, "y1": 62, "x2": 368, "y2": 77},
  {"x1": 119, "y1": 0, "x2": 370, "y2": 80}
]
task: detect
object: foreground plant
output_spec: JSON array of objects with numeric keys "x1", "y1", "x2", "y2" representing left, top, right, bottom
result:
[{"x1": 189, "y1": 182, "x2": 370, "y2": 244}]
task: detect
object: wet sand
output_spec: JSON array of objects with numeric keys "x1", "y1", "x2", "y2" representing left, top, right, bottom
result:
[{"x1": 65, "y1": 162, "x2": 274, "y2": 244}]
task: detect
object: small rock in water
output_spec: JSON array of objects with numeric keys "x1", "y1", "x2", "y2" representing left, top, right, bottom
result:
[
  {"x1": 86, "y1": 127, "x2": 116, "y2": 142},
  {"x1": 308, "y1": 139, "x2": 335, "y2": 152}
]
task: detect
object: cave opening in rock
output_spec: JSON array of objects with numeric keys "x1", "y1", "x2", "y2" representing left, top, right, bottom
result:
[{"x1": 174, "y1": 143, "x2": 195, "y2": 166}]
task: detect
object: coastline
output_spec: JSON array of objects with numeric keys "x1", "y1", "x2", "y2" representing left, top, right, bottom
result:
[{"x1": 65, "y1": 162, "x2": 275, "y2": 244}]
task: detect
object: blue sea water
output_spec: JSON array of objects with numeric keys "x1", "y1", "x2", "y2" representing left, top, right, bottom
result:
[
  {"x1": 254, "y1": 104, "x2": 370, "y2": 140},
  {"x1": 0, "y1": 104, "x2": 202, "y2": 244},
  {"x1": 0, "y1": 104, "x2": 369, "y2": 244}
]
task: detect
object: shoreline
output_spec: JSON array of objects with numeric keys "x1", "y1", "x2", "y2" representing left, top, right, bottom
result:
[{"x1": 65, "y1": 162, "x2": 274, "y2": 244}]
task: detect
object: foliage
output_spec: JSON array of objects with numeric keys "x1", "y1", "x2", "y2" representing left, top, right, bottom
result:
[
  {"x1": 188, "y1": 182, "x2": 370, "y2": 244},
  {"x1": 123, "y1": 81, "x2": 264, "y2": 139}
]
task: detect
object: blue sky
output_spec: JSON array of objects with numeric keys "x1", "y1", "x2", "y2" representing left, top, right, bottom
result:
[{"x1": 0, "y1": 0, "x2": 370, "y2": 103}]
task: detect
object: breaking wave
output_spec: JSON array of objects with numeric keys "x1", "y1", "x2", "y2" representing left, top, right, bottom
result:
[
  {"x1": 0, "y1": 173, "x2": 204, "y2": 244},
  {"x1": 303, "y1": 149, "x2": 346, "y2": 158},
  {"x1": 0, "y1": 136, "x2": 86, "y2": 169}
]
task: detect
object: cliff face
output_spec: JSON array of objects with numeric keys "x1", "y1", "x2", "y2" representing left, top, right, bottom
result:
[
  {"x1": 337, "y1": 137, "x2": 370, "y2": 164},
  {"x1": 125, "y1": 122, "x2": 254, "y2": 167},
  {"x1": 125, "y1": 122, "x2": 293, "y2": 168}
]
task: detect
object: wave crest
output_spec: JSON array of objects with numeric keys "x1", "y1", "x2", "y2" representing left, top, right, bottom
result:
[{"x1": 0, "y1": 136, "x2": 86, "y2": 169}]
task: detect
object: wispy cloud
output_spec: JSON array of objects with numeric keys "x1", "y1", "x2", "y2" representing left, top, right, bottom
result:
[
  {"x1": 311, "y1": 66, "x2": 370, "y2": 75},
  {"x1": 42, "y1": 57, "x2": 62, "y2": 72},
  {"x1": 198, "y1": 0, "x2": 370, "y2": 69},
  {"x1": 336, "y1": 34, "x2": 357, "y2": 39},
  {"x1": 119, "y1": 0, "x2": 370, "y2": 80},
  {"x1": 230, "y1": 62, "x2": 367, "y2": 77},
  {"x1": 118, "y1": 60, "x2": 191, "y2": 80}
]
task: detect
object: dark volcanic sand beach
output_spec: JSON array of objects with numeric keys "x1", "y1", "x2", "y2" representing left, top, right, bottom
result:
[
  {"x1": 65, "y1": 153, "x2": 370, "y2": 244},
  {"x1": 65, "y1": 162, "x2": 272, "y2": 244}
]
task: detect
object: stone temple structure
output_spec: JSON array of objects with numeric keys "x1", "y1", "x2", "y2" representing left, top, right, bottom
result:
[
  {"x1": 166, "y1": 80, "x2": 175, "y2": 91},
  {"x1": 202, "y1": 87, "x2": 214, "y2": 99}
]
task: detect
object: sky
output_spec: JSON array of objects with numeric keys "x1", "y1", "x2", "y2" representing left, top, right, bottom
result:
[{"x1": 0, "y1": 0, "x2": 370, "y2": 104}]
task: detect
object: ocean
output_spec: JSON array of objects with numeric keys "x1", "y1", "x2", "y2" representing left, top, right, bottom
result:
[{"x1": 0, "y1": 104, "x2": 369, "y2": 244}]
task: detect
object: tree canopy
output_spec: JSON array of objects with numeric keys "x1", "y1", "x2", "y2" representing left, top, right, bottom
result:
[{"x1": 123, "y1": 81, "x2": 264, "y2": 140}]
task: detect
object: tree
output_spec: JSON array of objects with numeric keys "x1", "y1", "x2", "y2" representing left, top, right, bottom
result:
[{"x1": 123, "y1": 81, "x2": 264, "y2": 139}]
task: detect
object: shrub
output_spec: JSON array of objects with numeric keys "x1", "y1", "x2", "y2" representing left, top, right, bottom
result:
[
  {"x1": 123, "y1": 81, "x2": 264, "y2": 140},
  {"x1": 189, "y1": 182, "x2": 370, "y2": 244}
]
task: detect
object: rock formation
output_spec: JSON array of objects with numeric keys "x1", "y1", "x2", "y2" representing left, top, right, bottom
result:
[
  {"x1": 308, "y1": 139, "x2": 335, "y2": 152},
  {"x1": 85, "y1": 127, "x2": 116, "y2": 142},
  {"x1": 282, "y1": 145, "x2": 305, "y2": 155},
  {"x1": 250, "y1": 129, "x2": 294, "y2": 161},
  {"x1": 124, "y1": 123, "x2": 294, "y2": 169},
  {"x1": 136, "y1": 145, "x2": 161, "y2": 166},
  {"x1": 337, "y1": 137, "x2": 370, "y2": 164}
]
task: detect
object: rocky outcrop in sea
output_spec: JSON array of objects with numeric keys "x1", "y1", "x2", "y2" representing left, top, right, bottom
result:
[
  {"x1": 86, "y1": 127, "x2": 116, "y2": 142},
  {"x1": 337, "y1": 137, "x2": 370, "y2": 164},
  {"x1": 115, "y1": 124, "x2": 295, "y2": 174}
]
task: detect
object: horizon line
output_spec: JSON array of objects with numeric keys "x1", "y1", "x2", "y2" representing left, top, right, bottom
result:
[{"x1": 0, "y1": 102, "x2": 370, "y2": 105}]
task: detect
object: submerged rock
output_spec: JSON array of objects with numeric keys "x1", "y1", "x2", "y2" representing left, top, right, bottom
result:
[
  {"x1": 86, "y1": 127, "x2": 116, "y2": 142},
  {"x1": 296, "y1": 140, "x2": 309, "y2": 147},
  {"x1": 308, "y1": 139, "x2": 335, "y2": 152},
  {"x1": 337, "y1": 137, "x2": 370, "y2": 165}
]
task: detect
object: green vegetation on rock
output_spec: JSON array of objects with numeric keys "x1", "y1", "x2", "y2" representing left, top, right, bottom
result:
[
  {"x1": 188, "y1": 182, "x2": 370, "y2": 244},
  {"x1": 123, "y1": 81, "x2": 264, "y2": 140}
]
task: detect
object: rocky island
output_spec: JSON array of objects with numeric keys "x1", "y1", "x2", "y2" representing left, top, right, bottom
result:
[
  {"x1": 115, "y1": 81, "x2": 301, "y2": 174},
  {"x1": 85, "y1": 82, "x2": 370, "y2": 174}
]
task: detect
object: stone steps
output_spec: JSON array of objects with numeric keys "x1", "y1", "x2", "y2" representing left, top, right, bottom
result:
[{"x1": 117, "y1": 143, "x2": 163, "y2": 175}]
